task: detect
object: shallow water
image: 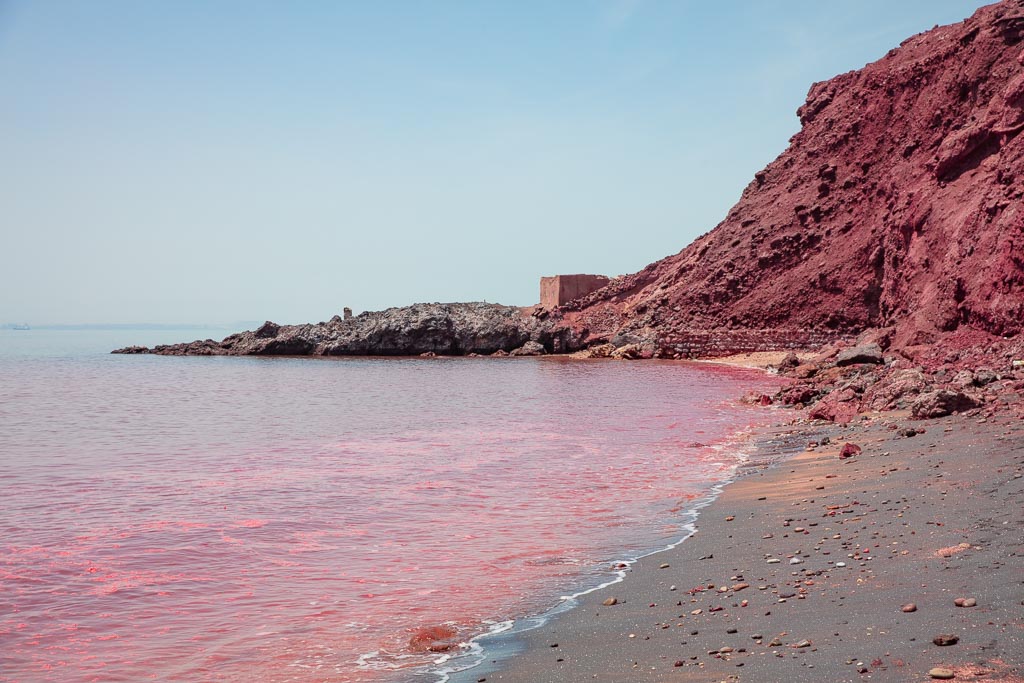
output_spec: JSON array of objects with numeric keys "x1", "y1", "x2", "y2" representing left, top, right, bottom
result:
[{"x1": 0, "y1": 329, "x2": 780, "y2": 682}]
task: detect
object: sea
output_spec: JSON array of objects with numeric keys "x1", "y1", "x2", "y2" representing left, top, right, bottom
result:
[{"x1": 0, "y1": 327, "x2": 782, "y2": 682}]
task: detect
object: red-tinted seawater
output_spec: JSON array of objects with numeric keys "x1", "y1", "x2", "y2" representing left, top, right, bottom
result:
[{"x1": 0, "y1": 330, "x2": 781, "y2": 682}]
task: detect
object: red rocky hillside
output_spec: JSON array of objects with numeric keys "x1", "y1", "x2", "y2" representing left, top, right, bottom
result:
[{"x1": 559, "y1": 0, "x2": 1024, "y2": 354}]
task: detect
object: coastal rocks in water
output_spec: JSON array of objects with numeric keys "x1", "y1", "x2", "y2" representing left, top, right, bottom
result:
[
  {"x1": 408, "y1": 625, "x2": 461, "y2": 653},
  {"x1": 835, "y1": 344, "x2": 884, "y2": 367},
  {"x1": 578, "y1": 343, "x2": 616, "y2": 359},
  {"x1": 510, "y1": 341, "x2": 546, "y2": 356},
  {"x1": 610, "y1": 342, "x2": 657, "y2": 360},
  {"x1": 113, "y1": 303, "x2": 564, "y2": 358},
  {"x1": 113, "y1": 345, "x2": 151, "y2": 354},
  {"x1": 777, "y1": 352, "x2": 801, "y2": 369},
  {"x1": 911, "y1": 390, "x2": 982, "y2": 419}
]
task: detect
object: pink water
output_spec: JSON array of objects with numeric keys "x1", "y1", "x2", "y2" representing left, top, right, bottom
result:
[{"x1": 0, "y1": 330, "x2": 780, "y2": 682}]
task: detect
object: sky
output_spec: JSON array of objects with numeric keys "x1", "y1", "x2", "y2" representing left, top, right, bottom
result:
[{"x1": 0, "y1": 0, "x2": 987, "y2": 325}]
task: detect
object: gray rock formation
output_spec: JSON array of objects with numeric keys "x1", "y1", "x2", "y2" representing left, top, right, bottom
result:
[{"x1": 113, "y1": 302, "x2": 572, "y2": 357}]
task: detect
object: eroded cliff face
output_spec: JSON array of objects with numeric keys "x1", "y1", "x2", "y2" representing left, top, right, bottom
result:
[{"x1": 561, "y1": 0, "x2": 1024, "y2": 352}]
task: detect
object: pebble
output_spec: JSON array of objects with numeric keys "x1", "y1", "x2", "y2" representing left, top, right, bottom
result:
[
  {"x1": 929, "y1": 668, "x2": 956, "y2": 679},
  {"x1": 901, "y1": 603, "x2": 917, "y2": 612},
  {"x1": 767, "y1": 558, "x2": 781, "y2": 564},
  {"x1": 953, "y1": 597, "x2": 976, "y2": 607},
  {"x1": 836, "y1": 562, "x2": 847, "y2": 567},
  {"x1": 789, "y1": 558, "x2": 803, "y2": 565},
  {"x1": 932, "y1": 634, "x2": 959, "y2": 646},
  {"x1": 725, "y1": 516, "x2": 735, "y2": 521},
  {"x1": 602, "y1": 597, "x2": 618, "y2": 606},
  {"x1": 659, "y1": 563, "x2": 670, "y2": 569}
]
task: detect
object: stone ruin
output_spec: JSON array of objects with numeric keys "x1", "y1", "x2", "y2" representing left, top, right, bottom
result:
[{"x1": 540, "y1": 274, "x2": 610, "y2": 310}]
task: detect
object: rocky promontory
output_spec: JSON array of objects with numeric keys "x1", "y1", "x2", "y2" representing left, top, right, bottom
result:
[
  {"x1": 115, "y1": 2, "x2": 1024, "y2": 422},
  {"x1": 113, "y1": 302, "x2": 569, "y2": 357}
]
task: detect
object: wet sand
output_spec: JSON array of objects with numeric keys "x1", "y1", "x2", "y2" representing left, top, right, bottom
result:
[{"x1": 449, "y1": 412, "x2": 1024, "y2": 682}]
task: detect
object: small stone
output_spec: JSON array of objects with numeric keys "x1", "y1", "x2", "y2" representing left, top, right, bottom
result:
[
  {"x1": 725, "y1": 516, "x2": 735, "y2": 521},
  {"x1": 929, "y1": 668, "x2": 956, "y2": 679},
  {"x1": 901, "y1": 603, "x2": 917, "y2": 612},
  {"x1": 602, "y1": 597, "x2": 618, "y2": 606},
  {"x1": 719, "y1": 646, "x2": 734, "y2": 653},
  {"x1": 839, "y1": 443, "x2": 862, "y2": 459},
  {"x1": 726, "y1": 628, "x2": 738, "y2": 634},
  {"x1": 674, "y1": 660, "x2": 684, "y2": 667},
  {"x1": 794, "y1": 639, "x2": 812, "y2": 648},
  {"x1": 659, "y1": 563, "x2": 670, "y2": 569},
  {"x1": 767, "y1": 558, "x2": 781, "y2": 564},
  {"x1": 789, "y1": 557, "x2": 803, "y2": 565},
  {"x1": 953, "y1": 597, "x2": 976, "y2": 607},
  {"x1": 835, "y1": 562, "x2": 847, "y2": 567},
  {"x1": 932, "y1": 634, "x2": 959, "y2": 646}
]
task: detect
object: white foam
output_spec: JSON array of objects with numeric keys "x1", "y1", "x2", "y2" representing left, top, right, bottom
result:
[{"x1": 427, "y1": 438, "x2": 762, "y2": 682}]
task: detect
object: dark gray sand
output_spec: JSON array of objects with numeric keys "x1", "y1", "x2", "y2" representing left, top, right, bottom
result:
[{"x1": 449, "y1": 414, "x2": 1024, "y2": 682}]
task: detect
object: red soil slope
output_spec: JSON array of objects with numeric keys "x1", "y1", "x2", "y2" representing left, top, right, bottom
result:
[{"x1": 561, "y1": 0, "x2": 1024, "y2": 352}]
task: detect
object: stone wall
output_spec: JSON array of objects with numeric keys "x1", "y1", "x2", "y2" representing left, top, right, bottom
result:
[
  {"x1": 540, "y1": 274, "x2": 610, "y2": 309},
  {"x1": 659, "y1": 328, "x2": 854, "y2": 358}
]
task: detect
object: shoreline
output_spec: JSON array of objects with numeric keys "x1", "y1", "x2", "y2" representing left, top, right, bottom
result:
[
  {"x1": 428, "y1": 416, "x2": 812, "y2": 683},
  {"x1": 444, "y1": 411, "x2": 1024, "y2": 683}
]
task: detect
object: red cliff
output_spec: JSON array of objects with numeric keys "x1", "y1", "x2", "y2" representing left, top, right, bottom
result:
[{"x1": 561, "y1": 0, "x2": 1024, "y2": 355}]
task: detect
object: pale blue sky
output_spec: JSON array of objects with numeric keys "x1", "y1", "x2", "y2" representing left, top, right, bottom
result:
[{"x1": 1, "y1": 0, "x2": 985, "y2": 325}]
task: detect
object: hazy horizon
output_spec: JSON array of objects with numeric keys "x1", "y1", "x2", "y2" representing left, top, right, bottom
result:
[{"x1": 1, "y1": 0, "x2": 985, "y2": 325}]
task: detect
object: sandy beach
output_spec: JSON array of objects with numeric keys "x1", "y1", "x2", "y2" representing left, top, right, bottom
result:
[{"x1": 449, "y1": 410, "x2": 1024, "y2": 682}]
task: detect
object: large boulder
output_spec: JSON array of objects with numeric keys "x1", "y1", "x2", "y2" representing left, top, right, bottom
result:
[
  {"x1": 911, "y1": 390, "x2": 982, "y2": 419},
  {"x1": 835, "y1": 344, "x2": 883, "y2": 367}
]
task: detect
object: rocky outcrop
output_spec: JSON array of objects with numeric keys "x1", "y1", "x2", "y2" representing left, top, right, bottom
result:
[
  {"x1": 773, "y1": 326, "x2": 1024, "y2": 422},
  {"x1": 113, "y1": 303, "x2": 568, "y2": 357},
  {"x1": 555, "y1": 1, "x2": 1024, "y2": 353}
]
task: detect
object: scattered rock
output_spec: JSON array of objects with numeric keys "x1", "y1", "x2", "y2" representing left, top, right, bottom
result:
[
  {"x1": 932, "y1": 634, "x2": 959, "y2": 646},
  {"x1": 602, "y1": 597, "x2": 618, "y2": 607},
  {"x1": 929, "y1": 667, "x2": 956, "y2": 679},
  {"x1": 912, "y1": 390, "x2": 982, "y2": 419},
  {"x1": 778, "y1": 352, "x2": 801, "y2": 369},
  {"x1": 953, "y1": 597, "x2": 976, "y2": 607},
  {"x1": 901, "y1": 603, "x2": 918, "y2": 613},
  {"x1": 839, "y1": 443, "x2": 862, "y2": 459},
  {"x1": 510, "y1": 341, "x2": 546, "y2": 357},
  {"x1": 835, "y1": 344, "x2": 883, "y2": 366}
]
